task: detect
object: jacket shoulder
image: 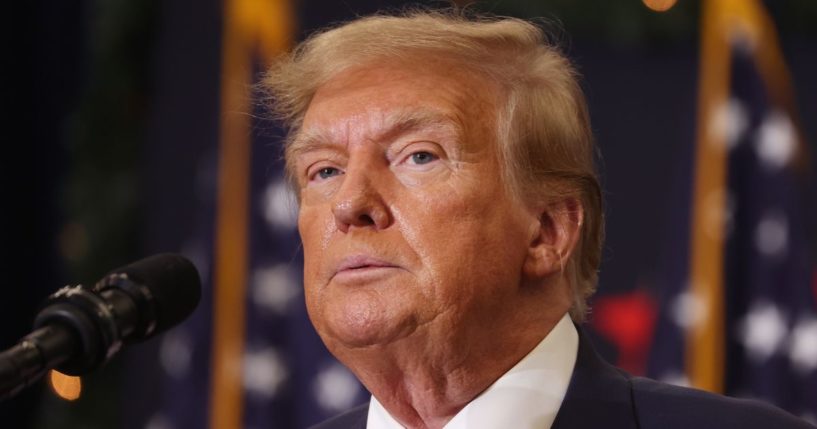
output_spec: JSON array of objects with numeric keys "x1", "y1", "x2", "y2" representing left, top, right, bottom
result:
[
  {"x1": 308, "y1": 403, "x2": 369, "y2": 429},
  {"x1": 631, "y1": 377, "x2": 815, "y2": 429}
]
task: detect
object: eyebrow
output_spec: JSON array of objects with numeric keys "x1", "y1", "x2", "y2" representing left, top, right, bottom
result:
[{"x1": 287, "y1": 110, "x2": 463, "y2": 158}]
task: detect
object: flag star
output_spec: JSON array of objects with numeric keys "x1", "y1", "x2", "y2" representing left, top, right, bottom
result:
[
  {"x1": 754, "y1": 210, "x2": 789, "y2": 258},
  {"x1": 670, "y1": 290, "x2": 706, "y2": 330},
  {"x1": 710, "y1": 98, "x2": 749, "y2": 148},
  {"x1": 313, "y1": 363, "x2": 362, "y2": 412},
  {"x1": 160, "y1": 329, "x2": 193, "y2": 379},
  {"x1": 789, "y1": 317, "x2": 817, "y2": 374},
  {"x1": 252, "y1": 264, "x2": 300, "y2": 315},
  {"x1": 243, "y1": 347, "x2": 288, "y2": 398},
  {"x1": 755, "y1": 110, "x2": 796, "y2": 169},
  {"x1": 738, "y1": 301, "x2": 788, "y2": 363},
  {"x1": 261, "y1": 179, "x2": 299, "y2": 230}
]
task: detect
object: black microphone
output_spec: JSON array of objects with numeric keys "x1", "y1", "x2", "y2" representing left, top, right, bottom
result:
[{"x1": 0, "y1": 253, "x2": 201, "y2": 400}]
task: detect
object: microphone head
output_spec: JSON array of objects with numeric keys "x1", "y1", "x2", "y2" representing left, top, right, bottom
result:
[
  {"x1": 29, "y1": 253, "x2": 202, "y2": 376},
  {"x1": 104, "y1": 253, "x2": 202, "y2": 338}
]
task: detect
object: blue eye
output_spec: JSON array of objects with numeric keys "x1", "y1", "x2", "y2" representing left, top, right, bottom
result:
[
  {"x1": 410, "y1": 151, "x2": 437, "y2": 165},
  {"x1": 316, "y1": 167, "x2": 342, "y2": 180}
]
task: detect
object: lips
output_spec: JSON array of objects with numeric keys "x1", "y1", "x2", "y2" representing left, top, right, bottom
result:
[
  {"x1": 328, "y1": 254, "x2": 402, "y2": 284},
  {"x1": 335, "y1": 255, "x2": 397, "y2": 273}
]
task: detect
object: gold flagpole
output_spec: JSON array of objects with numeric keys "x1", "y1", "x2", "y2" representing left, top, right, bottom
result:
[{"x1": 210, "y1": 0, "x2": 292, "y2": 427}]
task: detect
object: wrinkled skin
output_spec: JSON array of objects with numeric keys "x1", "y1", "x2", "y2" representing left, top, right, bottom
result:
[{"x1": 293, "y1": 61, "x2": 579, "y2": 429}]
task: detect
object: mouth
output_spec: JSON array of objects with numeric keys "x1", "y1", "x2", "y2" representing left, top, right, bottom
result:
[
  {"x1": 336, "y1": 255, "x2": 396, "y2": 272},
  {"x1": 332, "y1": 255, "x2": 399, "y2": 283}
]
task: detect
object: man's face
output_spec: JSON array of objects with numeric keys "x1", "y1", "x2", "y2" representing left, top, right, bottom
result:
[{"x1": 293, "y1": 61, "x2": 539, "y2": 353}]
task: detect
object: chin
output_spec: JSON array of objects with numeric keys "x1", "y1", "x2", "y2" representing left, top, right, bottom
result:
[{"x1": 315, "y1": 298, "x2": 418, "y2": 350}]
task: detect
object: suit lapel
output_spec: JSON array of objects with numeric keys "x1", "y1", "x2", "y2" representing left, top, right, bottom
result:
[{"x1": 552, "y1": 327, "x2": 639, "y2": 429}]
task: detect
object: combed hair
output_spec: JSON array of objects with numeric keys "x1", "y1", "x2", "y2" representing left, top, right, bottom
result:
[{"x1": 261, "y1": 10, "x2": 604, "y2": 322}]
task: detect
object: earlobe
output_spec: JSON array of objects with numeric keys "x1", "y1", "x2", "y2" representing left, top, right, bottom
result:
[{"x1": 522, "y1": 198, "x2": 583, "y2": 280}]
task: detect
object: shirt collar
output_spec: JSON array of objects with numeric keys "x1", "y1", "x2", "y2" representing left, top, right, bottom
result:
[{"x1": 367, "y1": 313, "x2": 578, "y2": 429}]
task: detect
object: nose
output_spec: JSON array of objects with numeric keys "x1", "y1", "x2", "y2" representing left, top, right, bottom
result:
[{"x1": 331, "y1": 168, "x2": 391, "y2": 233}]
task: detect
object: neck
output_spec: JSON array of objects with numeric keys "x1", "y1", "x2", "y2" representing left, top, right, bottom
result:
[{"x1": 334, "y1": 304, "x2": 569, "y2": 428}]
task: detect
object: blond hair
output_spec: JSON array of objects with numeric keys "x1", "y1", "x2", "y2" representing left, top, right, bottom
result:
[{"x1": 261, "y1": 10, "x2": 604, "y2": 322}]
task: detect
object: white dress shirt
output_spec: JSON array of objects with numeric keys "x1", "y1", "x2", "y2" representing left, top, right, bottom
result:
[{"x1": 366, "y1": 313, "x2": 579, "y2": 429}]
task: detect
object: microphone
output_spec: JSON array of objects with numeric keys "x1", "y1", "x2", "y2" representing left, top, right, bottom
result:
[{"x1": 0, "y1": 253, "x2": 201, "y2": 400}]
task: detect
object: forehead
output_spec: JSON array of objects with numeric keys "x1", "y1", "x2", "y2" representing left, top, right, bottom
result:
[
  {"x1": 292, "y1": 109, "x2": 462, "y2": 155},
  {"x1": 294, "y1": 61, "x2": 500, "y2": 149}
]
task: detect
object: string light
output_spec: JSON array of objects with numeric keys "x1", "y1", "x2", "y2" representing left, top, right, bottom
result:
[{"x1": 49, "y1": 370, "x2": 82, "y2": 401}]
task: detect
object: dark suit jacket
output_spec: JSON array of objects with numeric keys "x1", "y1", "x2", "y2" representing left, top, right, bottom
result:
[{"x1": 309, "y1": 329, "x2": 815, "y2": 429}]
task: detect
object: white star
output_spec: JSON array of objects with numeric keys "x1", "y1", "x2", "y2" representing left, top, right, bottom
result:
[
  {"x1": 754, "y1": 210, "x2": 789, "y2": 258},
  {"x1": 243, "y1": 347, "x2": 288, "y2": 398},
  {"x1": 261, "y1": 179, "x2": 299, "y2": 230},
  {"x1": 788, "y1": 317, "x2": 817, "y2": 374},
  {"x1": 710, "y1": 98, "x2": 749, "y2": 148},
  {"x1": 738, "y1": 301, "x2": 788, "y2": 363},
  {"x1": 313, "y1": 363, "x2": 362, "y2": 412},
  {"x1": 159, "y1": 329, "x2": 193, "y2": 379},
  {"x1": 755, "y1": 110, "x2": 796, "y2": 169},
  {"x1": 252, "y1": 264, "x2": 300, "y2": 315},
  {"x1": 670, "y1": 289, "x2": 707, "y2": 330}
]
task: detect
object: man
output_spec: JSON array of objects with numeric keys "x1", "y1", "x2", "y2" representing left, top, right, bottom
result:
[{"x1": 263, "y1": 11, "x2": 815, "y2": 429}]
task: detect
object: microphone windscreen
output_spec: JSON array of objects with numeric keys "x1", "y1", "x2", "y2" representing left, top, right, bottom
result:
[{"x1": 112, "y1": 253, "x2": 202, "y2": 335}]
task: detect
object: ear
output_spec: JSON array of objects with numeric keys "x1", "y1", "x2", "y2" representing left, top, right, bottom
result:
[{"x1": 523, "y1": 197, "x2": 584, "y2": 279}]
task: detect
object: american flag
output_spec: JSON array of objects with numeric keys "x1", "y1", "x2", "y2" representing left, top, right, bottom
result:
[{"x1": 647, "y1": 0, "x2": 817, "y2": 422}]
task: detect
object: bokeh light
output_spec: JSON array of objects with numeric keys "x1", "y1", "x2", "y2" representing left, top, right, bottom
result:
[
  {"x1": 49, "y1": 370, "x2": 82, "y2": 401},
  {"x1": 643, "y1": 0, "x2": 678, "y2": 12}
]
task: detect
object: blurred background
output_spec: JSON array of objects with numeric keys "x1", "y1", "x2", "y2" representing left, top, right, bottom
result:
[{"x1": 2, "y1": 0, "x2": 816, "y2": 427}]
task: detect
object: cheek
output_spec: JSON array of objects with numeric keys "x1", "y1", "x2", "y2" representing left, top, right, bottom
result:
[
  {"x1": 298, "y1": 206, "x2": 335, "y2": 287},
  {"x1": 299, "y1": 203, "x2": 336, "y2": 246},
  {"x1": 396, "y1": 182, "x2": 503, "y2": 274},
  {"x1": 407, "y1": 178, "x2": 506, "y2": 246},
  {"x1": 401, "y1": 180, "x2": 529, "y2": 291}
]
